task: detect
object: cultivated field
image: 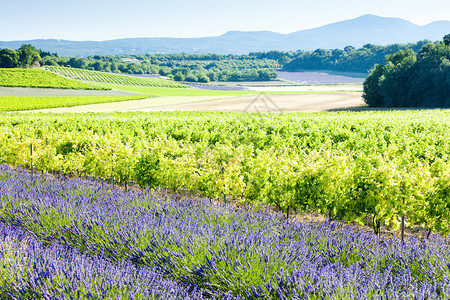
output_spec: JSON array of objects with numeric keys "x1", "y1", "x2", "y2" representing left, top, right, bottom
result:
[
  {"x1": 1, "y1": 65, "x2": 449, "y2": 299},
  {"x1": 0, "y1": 86, "x2": 140, "y2": 97},
  {"x1": 0, "y1": 68, "x2": 106, "y2": 90},
  {"x1": 276, "y1": 70, "x2": 366, "y2": 84},
  {"x1": 1, "y1": 110, "x2": 448, "y2": 234},
  {"x1": 24, "y1": 92, "x2": 365, "y2": 113},
  {"x1": 45, "y1": 66, "x2": 189, "y2": 88},
  {"x1": 0, "y1": 95, "x2": 147, "y2": 111},
  {"x1": 1, "y1": 165, "x2": 448, "y2": 298}
]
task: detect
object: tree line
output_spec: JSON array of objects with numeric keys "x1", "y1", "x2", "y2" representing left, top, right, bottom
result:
[
  {"x1": 1, "y1": 39, "x2": 447, "y2": 86},
  {"x1": 0, "y1": 44, "x2": 43, "y2": 68},
  {"x1": 363, "y1": 35, "x2": 450, "y2": 108},
  {"x1": 40, "y1": 53, "x2": 279, "y2": 82},
  {"x1": 252, "y1": 40, "x2": 432, "y2": 74}
]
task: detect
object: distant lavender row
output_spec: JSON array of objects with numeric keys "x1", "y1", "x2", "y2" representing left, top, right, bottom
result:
[
  {"x1": 0, "y1": 165, "x2": 449, "y2": 299},
  {"x1": 120, "y1": 73, "x2": 161, "y2": 78},
  {"x1": 186, "y1": 84, "x2": 248, "y2": 91},
  {"x1": 0, "y1": 223, "x2": 203, "y2": 299},
  {"x1": 276, "y1": 71, "x2": 366, "y2": 84}
]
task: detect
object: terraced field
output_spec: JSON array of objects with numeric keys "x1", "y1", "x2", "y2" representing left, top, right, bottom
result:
[
  {"x1": 0, "y1": 68, "x2": 107, "y2": 90},
  {"x1": 45, "y1": 66, "x2": 189, "y2": 88}
]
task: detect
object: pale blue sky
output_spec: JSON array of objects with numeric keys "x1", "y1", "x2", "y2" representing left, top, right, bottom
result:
[{"x1": 2, "y1": 0, "x2": 449, "y2": 41}]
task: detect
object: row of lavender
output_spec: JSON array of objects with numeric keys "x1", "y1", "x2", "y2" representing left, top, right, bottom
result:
[
  {"x1": 0, "y1": 224, "x2": 203, "y2": 299},
  {"x1": 0, "y1": 165, "x2": 449, "y2": 299}
]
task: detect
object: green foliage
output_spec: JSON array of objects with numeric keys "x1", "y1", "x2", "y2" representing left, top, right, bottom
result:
[
  {"x1": 281, "y1": 40, "x2": 430, "y2": 73},
  {"x1": 0, "y1": 44, "x2": 41, "y2": 68},
  {"x1": 444, "y1": 34, "x2": 450, "y2": 46},
  {"x1": 135, "y1": 152, "x2": 161, "y2": 188},
  {"x1": 0, "y1": 69, "x2": 107, "y2": 90},
  {"x1": 363, "y1": 36, "x2": 450, "y2": 107},
  {"x1": 17, "y1": 44, "x2": 41, "y2": 68},
  {"x1": 363, "y1": 64, "x2": 385, "y2": 107},
  {"x1": 39, "y1": 52, "x2": 280, "y2": 82},
  {"x1": 0, "y1": 49, "x2": 19, "y2": 68},
  {"x1": 0, "y1": 110, "x2": 449, "y2": 234}
]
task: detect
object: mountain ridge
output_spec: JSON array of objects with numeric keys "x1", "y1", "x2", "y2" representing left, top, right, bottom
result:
[{"x1": 1, "y1": 15, "x2": 449, "y2": 56}]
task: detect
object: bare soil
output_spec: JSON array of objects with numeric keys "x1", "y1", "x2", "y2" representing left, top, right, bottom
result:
[{"x1": 138, "y1": 93, "x2": 366, "y2": 113}]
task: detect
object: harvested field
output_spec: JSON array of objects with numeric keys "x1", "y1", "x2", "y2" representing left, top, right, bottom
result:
[
  {"x1": 134, "y1": 92, "x2": 366, "y2": 112},
  {"x1": 20, "y1": 95, "x2": 240, "y2": 113},
  {"x1": 22, "y1": 92, "x2": 366, "y2": 113}
]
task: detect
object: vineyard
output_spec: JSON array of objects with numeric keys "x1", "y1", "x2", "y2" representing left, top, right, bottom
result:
[
  {"x1": 0, "y1": 68, "x2": 107, "y2": 90},
  {"x1": 0, "y1": 165, "x2": 449, "y2": 299},
  {"x1": 45, "y1": 66, "x2": 190, "y2": 88},
  {"x1": 0, "y1": 110, "x2": 448, "y2": 235},
  {"x1": 0, "y1": 95, "x2": 147, "y2": 111}
]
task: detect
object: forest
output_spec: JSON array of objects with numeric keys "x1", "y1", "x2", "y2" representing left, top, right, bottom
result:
[{"x1": 363, "y1": 35, "x2": 450, "y2": 107}]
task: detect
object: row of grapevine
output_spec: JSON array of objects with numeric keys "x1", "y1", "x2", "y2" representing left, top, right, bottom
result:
[
  {"x1": 0, "y1": 111, "x2": 448, "y2": 234},
  {"x1": 0, "y1": 68, "x2": 106, "y2": 90},
  {"x1": 44, "y1": 66, "x2": 189, "y2": 88}
]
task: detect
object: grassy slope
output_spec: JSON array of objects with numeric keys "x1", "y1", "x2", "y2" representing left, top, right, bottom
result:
[
  {"x1": 0, "y1": 69, "x2": 107, "y2": 90},
  {"x1": 0, "y1": 95, "x2": 147, "y2": 111}
]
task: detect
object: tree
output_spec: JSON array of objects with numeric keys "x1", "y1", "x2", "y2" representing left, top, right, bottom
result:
[
  {"x1": 17, "y1": 44, "x2": 41, "y2": 67},
  {"x1": 197, "y1": 73, "x2": 210, "y2": 83},
  {"x1": 444, "y1": 34, "x2": 450, "y2": 46},
  {"x1": 363, "y1": 64, "x2": 385, "y2": 107},
  {"x1": 67, "y1": 57, "x2": 87, "y2": 69},
  {"x1": 363, "y1": 36, "x2": 450, "y2": 108},
  {"x1": 0, "y1": 48, "x2": 19, "y2": 68},
  {"x1": 173, "y1": 72, "x2": 185, "y2": 81}
]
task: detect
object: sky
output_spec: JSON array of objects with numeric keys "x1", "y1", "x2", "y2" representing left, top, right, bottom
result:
[{"x1": 1, "y1": 0, "x2": 449, "y2": 41}]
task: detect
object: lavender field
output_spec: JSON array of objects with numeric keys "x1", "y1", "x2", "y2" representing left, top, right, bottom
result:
[
  {"x1": 276, "y1": 71, "x2": 366, "y2": 84},
  {"x1": 186, "y1": 84, "x2": 248, "y2": 91},
  {"x1": 0, "y1": 165, "x2": 449, "y2": 299}
]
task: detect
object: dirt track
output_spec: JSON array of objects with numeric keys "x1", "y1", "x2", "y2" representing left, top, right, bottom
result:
[{"x1": 23, "y1": 92, "x2": 366, "y2": 113}]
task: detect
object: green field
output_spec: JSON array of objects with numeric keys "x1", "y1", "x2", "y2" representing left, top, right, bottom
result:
[
  {"x1": 0, "y1": 110, "x2": 448, "y2": 234},
  {"x1": 0, "y1": 69, "x2": 107, "y2": 90},
  {"x1": 45, "y1": 66, "x2": 189, "y2": 88},
  {"x1": 0, "y1": 95, "x2": 148, "y2": 111}
]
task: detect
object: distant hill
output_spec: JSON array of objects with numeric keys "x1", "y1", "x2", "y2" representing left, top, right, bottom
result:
[{"x1": 1, "y1": 15, "x2": 449, "y2": 56}]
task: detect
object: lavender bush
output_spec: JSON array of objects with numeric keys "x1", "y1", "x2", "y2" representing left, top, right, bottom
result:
[
  {"x1": 0, "y1": 165, "x2": 448, "y2": 299},
  {"x1": 0, "y1": 223, "x2": 203, "y2": 299},
  {"x1": 186, "y1": 84, "x2": 248, "y2": 91},
  {"x1": 276, "y1": 71, "x2": 365, "y2": 84}
]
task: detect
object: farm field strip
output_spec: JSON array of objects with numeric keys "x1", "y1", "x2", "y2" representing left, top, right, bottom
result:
[
  {"x1": 45, "y1": 66, "x2": 190, "y2": 88},
  {"x1": 276, "y1": 71, "x2": 366, "y2": 84},
  {"x1": 94, "y1": 83, "x2": 260, "y2": 97},
  {"x1": 0, "y1": 95, "x2": 148, "y2": 111},
  {"x1": 97, "y1": 83, "x2": 361, "y2": 97},
  {"x1": 20, "y1": 95, "x2": 244, "y2": 113},
  {"x1": 0, "y1": 110, "x2": 448, "y2": 234},
  {"x1": 0, "y1": 165, "x2": 449, "y2": 299},
  {"x1": 0, "y1": 86, "x2": 141, "y2": 97}
]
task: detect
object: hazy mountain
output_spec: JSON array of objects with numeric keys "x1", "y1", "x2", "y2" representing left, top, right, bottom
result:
[{"x1": 1, "y1": 15, "x2": 449, "y2": 56}]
